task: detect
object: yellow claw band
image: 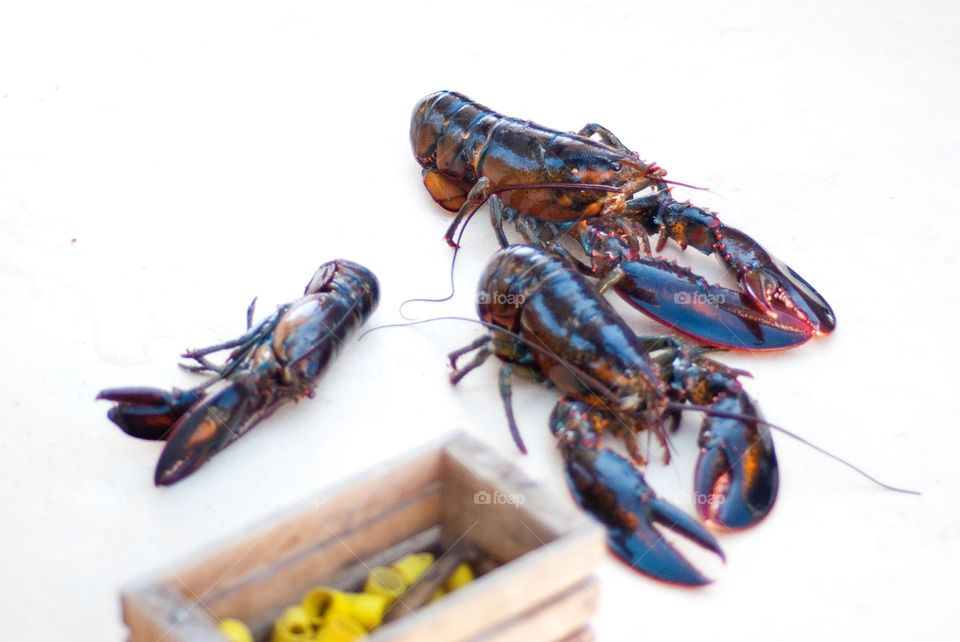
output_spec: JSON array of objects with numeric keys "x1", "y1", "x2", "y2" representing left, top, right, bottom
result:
[
  {"x1": 313, "y1": 613, "x2": 368, "y2": 642},
  {"x1": 302, "y1": 587, "x2": 389, "y2": 631},
  {"x1": 363, "y1": 567, "x2": 407, "y2": 602},
  {"x1": 444, "y1": 563, "x2": 476, "y2": 591},
  {"x1": 218, "y1": 618, "x2": 254, "y2": 642},
  {"x1": 266, "y1": 551, "x2": 453, "y2": 641},
  {"x1": 271, "y1": 606, "x2": 312, "y2": 642},
  {"x1": 391, "y1": 552, "x2": 435, "y2": 586}
]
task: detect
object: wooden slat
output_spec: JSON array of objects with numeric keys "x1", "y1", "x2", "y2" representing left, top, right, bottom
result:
[
  {"x1": 122, "y1": 585, "x2": 222, "y2": 642},
  {"x1": 467, "y1": 578, "x2": 599, "y2": 642},
  {"x1": 556, "y1": 628, "x2": 593, "y2": 642},
  {"x1": 365, "y1": 525, "x2": 604, "y2": 642}
]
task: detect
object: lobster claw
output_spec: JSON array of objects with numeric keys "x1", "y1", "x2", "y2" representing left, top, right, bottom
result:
[
  {"x1": 694, "y1": 393, "x2": 779, "y2": 529},
  {"x1": 613, "y1": 257, "x2": 814, "y2": 351},
  {"x1": 565, "y1": 446, "x2": 724, "y2": 585},
  {"x1": 96, "y1": 386, "x2": 205, "y2": 441},
  {"x1": 720, "y1": 226, "x2": 836, "y2": 336},
  {"x1": 551, "y1": 401, "x2": 724, "y2": 586},
  {"x1": 153, "y1": 377, "x2": 265, "y2": 486}
]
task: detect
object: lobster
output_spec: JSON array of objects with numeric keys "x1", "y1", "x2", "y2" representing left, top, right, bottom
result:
[
  {"x1": 411, "y1": 90, "x2": 835, "y2": 351},
  {"x1": 448, "y1": 245, "x2": 777, "y2": 585},
  {"x1": 97, "y1": 259, "x2": 380, "y2": 485}
]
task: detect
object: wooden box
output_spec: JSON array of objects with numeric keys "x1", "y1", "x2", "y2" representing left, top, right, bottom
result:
[{"x1": 121, "y1": 433, "x2": 606, "y2": 642}]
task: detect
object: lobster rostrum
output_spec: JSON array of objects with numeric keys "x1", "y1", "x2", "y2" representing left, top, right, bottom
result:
[
  {"x1": 97, "y1": 260, "x2": 379, "y2": 485},
  {"x1": 411, "y1": 90, "x2": 835, "y2": 350},
  {"x1": 448, "y1": 245, "x2": 778, "y2": 585}
]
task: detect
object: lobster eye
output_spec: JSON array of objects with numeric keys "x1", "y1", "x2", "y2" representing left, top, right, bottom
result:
[{"x1": 610, "y1": 162, "x2": 621, "y2": 172}]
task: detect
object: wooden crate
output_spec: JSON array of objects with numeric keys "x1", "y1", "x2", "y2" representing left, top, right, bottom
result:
[{"x1": 121, "y1": 432, "x2": 606, "y2": 642}]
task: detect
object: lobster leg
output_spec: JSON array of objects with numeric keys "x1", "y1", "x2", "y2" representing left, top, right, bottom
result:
[
  {"x1": 179, "y1": 356, "x2": 226, "y2": 375},
  {"x1": 444, "y1": 178, "x2": 493, "y2": 247},
  {"x1": 497, "y1": 363, "x2": 528, "y2": 454},
  {"x1": 502, "y1": 210, "x2": 596, "y2": 275},
  {"x1": 575, "y1": 123, "x2": 630, "y2": 153},
  {"x1": 448, "y1": 337, "x2": 530, "y2": 454},
  {"x1": 550, "y1": 399, "x2": 724, "y2": 586},
  {"x1": 180, "y1": 307, "x2": 285, "y2": 371},
  {"x1": 448, "y1": 336, "x2": 492, "y2": 384},
  {"x1": 493, "y1": 197, "x2": 578, "y2": 254},
  {"x1": 627, "y1": 195, "x2": 836, "y2": 336},
  {"x1": 488, "y1": 196, "x2": 511, "y2": 248},
  {"x1": 180, "y1": 328, "x2": 260, "y2": 360}
]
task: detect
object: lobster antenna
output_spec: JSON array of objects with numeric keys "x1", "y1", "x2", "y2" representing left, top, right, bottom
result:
[
  {"x1": 397, "y1": 208, "x2": 480, "y2": 320},
  {"x1": 399, "y1": 181, "x2": 627, "y2": 320},
  {"x1": 362, "y1": 317, "x2": 921, "y2": 497},
  {"x1": 657, "y1": 177, "x2": 710, "y2": 191},
  {"x1": 359, "y1": 315, "x2": 618, "y2": 395},
  {"x1": 359, "y1": 314, "x2": 655, "y2": 455},
  {"x1": 398, "y1": 180, "x2": 642, "y2": 321},
  {"x1": 666, "y1": 402, "x2": 921, "y2": 496}
]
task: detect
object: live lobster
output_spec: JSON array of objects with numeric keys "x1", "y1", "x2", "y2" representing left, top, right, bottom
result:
[
  {"x1": 97, "y1": 259, "x2": 379, "y2": 485},
  {"x1": 411, "y1": 90, "x2": 835, "y2": 351},
  {"x1": 448, "y1": 244, "x2": 777, "y2": 585}
]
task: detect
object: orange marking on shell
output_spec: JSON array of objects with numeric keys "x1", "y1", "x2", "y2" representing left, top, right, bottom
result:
[
  {"x1": 690, "y1": 380, "x2": 711, "y2": 405},
  {"x1": 742, "y1": 446, "x2": 759, "y2": 491},
  {"x1": 583, "y1": 201, "x2": 601, "y2": 217},
  {"x1": 185, "y1": 418, "x2": 218, "y2": 449},
  {"x1": 618, "y1": 509, "x2": 640, "y2": 530}
]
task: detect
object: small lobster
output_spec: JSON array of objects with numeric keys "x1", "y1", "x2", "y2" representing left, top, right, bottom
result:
[
  {"x1": 411, "y1": 90, "x2": 835, "y2": 350},
  {"x1": 448, "y1": 245, "x2": 777, "y2": 585},
  {"x1": 97, "y1": 260, "x2": 379, "y2": 485}
]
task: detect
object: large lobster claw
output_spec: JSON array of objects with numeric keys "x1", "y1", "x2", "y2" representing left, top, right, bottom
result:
[
  {"x1": 153, "y1": 376, "x2": 266, "y2": 486},
  {"x1": 614, "y1": 258, "x2": 814, "y2": 351},
  {"x1": 96, "y1": 386, "x2": 206, "y2": 441},
  {"x1": 551, "y1": 400, "x2": 724, "y2": 586},
  {"x1": 719, "y1": 226, "x2": 836, "y2": 337},
  {"x1": 694, "y1": 393, "x2": 779, "y2": 529},
  {"x1": 97, "y1": 380, "x2": 266, "y2": 485}
]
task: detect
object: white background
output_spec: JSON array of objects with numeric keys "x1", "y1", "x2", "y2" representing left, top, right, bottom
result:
[{"x1": 1, "y1": 1, "x2": 957, "y2": 640}]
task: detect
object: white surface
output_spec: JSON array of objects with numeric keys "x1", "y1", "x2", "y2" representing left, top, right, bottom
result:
[{"x1": 1, "y1": 1, "x2": 957, "y2": 640}]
